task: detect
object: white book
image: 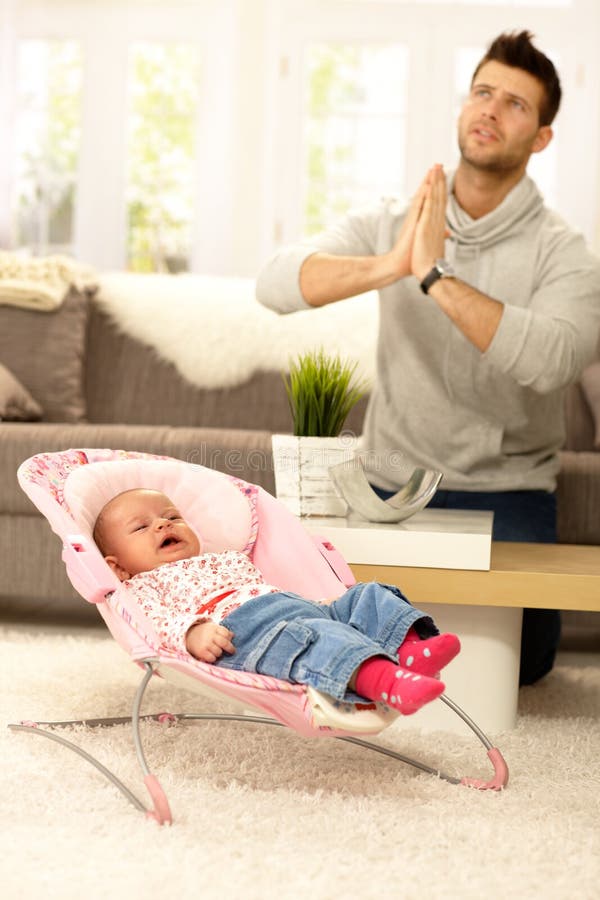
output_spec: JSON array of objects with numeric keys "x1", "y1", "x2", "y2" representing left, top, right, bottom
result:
[{"x1": 302, "y1": 508, "x2": 493, "y2": 571}]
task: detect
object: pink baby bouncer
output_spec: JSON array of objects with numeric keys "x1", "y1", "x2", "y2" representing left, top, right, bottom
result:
[{"x1": 11, "y1": 448, "x2": 508, "y2": 823}]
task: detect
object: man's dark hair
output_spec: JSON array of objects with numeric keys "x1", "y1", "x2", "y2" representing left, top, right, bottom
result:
[{"x1": 472, "y1": 30, "x2": 561, "y2": 127}]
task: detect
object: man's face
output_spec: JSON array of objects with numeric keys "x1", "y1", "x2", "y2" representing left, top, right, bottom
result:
[
  {"x1": 99, "y1": 489, "x2": 201, "y2": 580},
  {"x1": 457, "y1": 60, "x2": 552, "y2": 176}
]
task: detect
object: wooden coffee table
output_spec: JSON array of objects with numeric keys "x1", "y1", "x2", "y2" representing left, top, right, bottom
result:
[{"x1": 350, "y1": 542, "x2": 600, "y2": 612}]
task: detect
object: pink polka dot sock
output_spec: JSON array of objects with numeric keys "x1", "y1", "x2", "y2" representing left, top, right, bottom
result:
[
  {"x1": 397, "y1": 631, "x2": 461, "y2": 678},
  {"x1": 354, "y1": 657, "x2": 445, "y2": 715}
]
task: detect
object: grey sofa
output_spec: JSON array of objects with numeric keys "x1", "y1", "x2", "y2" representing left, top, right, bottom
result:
[
  {"x1": 0, "y1": 290, "x2": 366, "y2": 620},
  {"x1": 0, "y1": 287, "x2": 598, "y2": 647}
]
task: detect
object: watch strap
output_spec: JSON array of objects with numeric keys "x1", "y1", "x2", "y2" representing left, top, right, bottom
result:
[
  {"x1": 420, "y1": 259, "x2": 454, "y2": 295},
  {"x1": 420, "y1": 266, "x2": 443, "y2": 295}
]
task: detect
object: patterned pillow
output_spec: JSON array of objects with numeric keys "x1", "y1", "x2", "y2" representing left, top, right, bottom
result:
[
  {"x1": 0, "y1": 287, "x2": 89, "y2": 422},
  {"x1": 0, "y1": 362, "x2": 42, "y2": 420}
]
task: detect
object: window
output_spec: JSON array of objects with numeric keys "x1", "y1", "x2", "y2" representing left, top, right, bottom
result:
[
  {"x1": 13, "y1": 40, "x2": 83, "y2": 255},
  {"x1": 303, "y1": 43, "x2": 408, "y2": 235},
  {"x1": 4, "y1": 1, "x2": 596, "y2": 271},
  {"x1": 126, "y1": 42, "x2": 201, "y2": 273}
]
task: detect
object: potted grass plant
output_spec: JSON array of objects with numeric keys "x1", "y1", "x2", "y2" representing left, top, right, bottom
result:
[{"x1": 272, "y1": 348, "x2": 368, "y2": 517}]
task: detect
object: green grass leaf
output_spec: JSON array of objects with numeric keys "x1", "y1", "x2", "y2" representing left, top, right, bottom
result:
[{"x1": 283, "y1": 348, "x2": 367, "y2": 436}]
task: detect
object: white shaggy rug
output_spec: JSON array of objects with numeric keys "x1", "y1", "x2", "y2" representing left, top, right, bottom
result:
[
  {"x1": 96, "y1": 273, "x2": 378, "y2": 389},
  {"x1": 1, "y1": 621, "x2": 599, "y2": 900}
]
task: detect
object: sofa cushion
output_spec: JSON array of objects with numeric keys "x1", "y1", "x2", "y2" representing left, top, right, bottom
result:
[
  {"x1": 0, "y1": 287, "x2": 89, "y2": 422},
  {"x1": 580, "y1": 361, "x2": 600, "y2": 450},
  {"x1": 0, "y1": 363, "x2": 42, "y2": 421}
]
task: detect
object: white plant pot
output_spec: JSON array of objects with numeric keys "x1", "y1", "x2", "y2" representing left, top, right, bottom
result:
[{"x1": 271, "y1": 433, "x2": 359, "y2": 517}]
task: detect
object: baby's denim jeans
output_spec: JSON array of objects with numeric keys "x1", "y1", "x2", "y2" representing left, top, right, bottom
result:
[{"x1": 214, "y1": 582, "x2": 437, "y2": 700}]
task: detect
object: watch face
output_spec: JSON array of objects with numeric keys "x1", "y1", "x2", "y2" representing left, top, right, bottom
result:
[{"x1": 435, "y1": 258, "x2": 455, "y2": 277}]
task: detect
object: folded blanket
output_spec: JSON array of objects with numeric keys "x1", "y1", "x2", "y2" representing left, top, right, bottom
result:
[{"x1": 0, "y1": 252, "x2": 97, "y2": 311}]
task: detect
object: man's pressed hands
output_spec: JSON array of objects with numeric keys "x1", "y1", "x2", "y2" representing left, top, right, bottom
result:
[
  {"x1": 411, "y1": 164, "x2": 448, "y2": 282},
  {"x1": 387, "y1": 164, "x2": 449, "y2": 284}
]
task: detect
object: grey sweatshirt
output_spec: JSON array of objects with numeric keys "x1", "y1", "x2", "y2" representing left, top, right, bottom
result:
[{"x1": 256, "y1": 174, "x2": 600, "y2": 492}]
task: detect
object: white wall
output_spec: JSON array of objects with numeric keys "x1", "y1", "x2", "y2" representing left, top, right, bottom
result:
[{"x1": 0, "y1": 0, "x2": 18, "y2": 248}]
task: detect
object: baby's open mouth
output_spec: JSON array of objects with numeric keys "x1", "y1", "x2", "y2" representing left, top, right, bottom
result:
[{"x1": 160, "y1": 536, "x2": 180, "y2": 548}]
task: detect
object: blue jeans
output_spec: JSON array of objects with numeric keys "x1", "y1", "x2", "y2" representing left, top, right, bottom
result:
[
  {"x1": 372, "y1": 485, "x2": 560, "y2": 685},
  {"x1": 214, "y1": 582, "x2": 437, "y2": 700}
]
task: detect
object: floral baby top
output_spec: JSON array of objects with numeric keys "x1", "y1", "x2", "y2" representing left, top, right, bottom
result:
[{"x1": 114, "y1": 550, "x2": 277, "y2": 657}]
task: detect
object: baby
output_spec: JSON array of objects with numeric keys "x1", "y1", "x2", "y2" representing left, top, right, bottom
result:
[{"x1": 93, "y1": 488, "x2": 461, "y2": 715}]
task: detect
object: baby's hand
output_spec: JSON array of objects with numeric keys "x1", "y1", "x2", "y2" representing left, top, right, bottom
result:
[{"x1": 186, "y1": 620, "x2": 235, "y2": 663}]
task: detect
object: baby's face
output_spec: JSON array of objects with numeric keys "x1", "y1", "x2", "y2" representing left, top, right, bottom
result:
[{"x1": 99, "y1": 489, "x2": 201, "y2": 580}]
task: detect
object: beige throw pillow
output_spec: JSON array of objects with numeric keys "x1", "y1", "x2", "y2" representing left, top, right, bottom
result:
[
  {"x1": 0, "y1": 286, "x2": 89, "y2": 422},
  {"x1": 0, "y1": 362, "x2": 42, "y2": 420},
  {"x1": 580, "y1": 361, "x2": 600, "y2": 450}
]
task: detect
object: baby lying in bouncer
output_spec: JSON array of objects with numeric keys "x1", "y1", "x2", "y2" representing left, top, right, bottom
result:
[{"x1": 93, "y1": 488, "x2": 461, "y2": 715}]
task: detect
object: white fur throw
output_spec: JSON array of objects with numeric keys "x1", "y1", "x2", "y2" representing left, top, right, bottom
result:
[{"x1": 96, "y1": 273, "x2": 378, "y2": 389}]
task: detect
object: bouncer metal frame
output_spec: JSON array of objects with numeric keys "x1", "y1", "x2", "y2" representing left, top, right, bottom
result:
[{"x1": 9, "y1": 660, "x2": 509, "y2": 825}]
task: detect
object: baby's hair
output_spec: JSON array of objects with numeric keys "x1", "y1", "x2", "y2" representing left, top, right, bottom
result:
[
  {"x1": 93, "y1": 507, "x2": 110, "y2": 556},
  {"x1": 92, "y1": 490, "x2": 131, "y2": 556}
]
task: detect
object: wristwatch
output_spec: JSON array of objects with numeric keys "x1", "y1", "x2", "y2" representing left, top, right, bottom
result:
[{"x1": 420, "y1": 259, "x2": 456, "y2": 295}]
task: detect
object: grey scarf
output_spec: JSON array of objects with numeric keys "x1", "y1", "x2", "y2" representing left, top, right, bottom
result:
[{"x1": 446, "y1": 172, "x2": 544, "y2": 250}]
